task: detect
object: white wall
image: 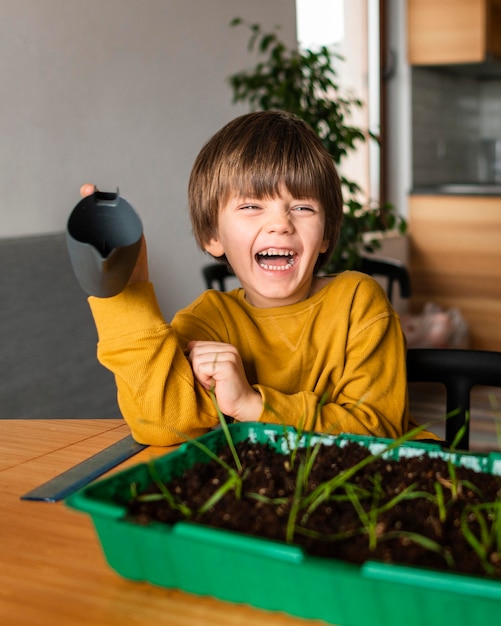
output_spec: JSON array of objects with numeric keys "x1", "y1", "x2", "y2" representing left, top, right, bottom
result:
[
  {"x1": 336, "y1": 0, "x2": 371, "y2": 201},
  {"x1": 385, "y1": 0, "x2": 412, "y2": 220},
  {"x1": 0, "y1": 0, "x2": 297, "y2": 318}
]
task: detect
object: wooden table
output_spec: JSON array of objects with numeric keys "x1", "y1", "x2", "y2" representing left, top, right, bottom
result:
[{"x1": 0, "y1": 420, "x2": 325, "y2": 626}]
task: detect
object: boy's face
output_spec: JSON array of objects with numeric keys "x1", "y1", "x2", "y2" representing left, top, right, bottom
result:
[{"x1": 204, "y1": 186, "x2": 329, "y2": 307}]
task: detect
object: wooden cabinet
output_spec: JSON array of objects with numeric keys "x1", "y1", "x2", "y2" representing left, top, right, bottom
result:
[
  {"x1": 409, "y1": 194, "x2": 501, "y2": 350},
  {"x1": 408, "y1": 0, "x2": 501, "y2": 65}
]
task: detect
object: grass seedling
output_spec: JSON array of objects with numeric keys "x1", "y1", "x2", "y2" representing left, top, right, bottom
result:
[
  {"x1": 340, "y1": 480, "x2": 382, "y2": 551},
  {"x1": 280, "y1": 393, "x2": 340, "y2": 542},
  {"x1": 263, "y1": 393, "x2": 328, "y2": 472},
  {"x1": 176, "y1": 388, "x2": 244, "y2": 510},
  {"x1": 135, "y1": 431, "x2": 245, "y2": 516},
  {"x1": 438, "y1": 413, "x2": 484, "y2": 502},
  {"x1": 132, "y1": 464, "x2": 193, "y2": 518},
  {"x1": 293, "y1": 478, "x2": 454, "y2": 568},
  {"x1": 342, "y1": 475, "x2": 431, "y2": 551},
  {"x1": 198, "y1": 470, "x2": 244, "y2": 514},
  {"x1": 301, "y1": 393, "x2": 329, "y2": 485},
  {"x1": 131, "y1": 381, "x2": 245, "y2": 516},
  {"x1": 460, "y1": 500, "x2": 501, "y2": 576},
  {"x1": 300, "y1": 421, "x2": 432, "y2": 523},
  {"x1": 444, "y1": 416, "x2": 467, "y2": 499},
  {"x1": 286, "y1": 461, "x2": 307, "y2": 543},
  {"x1": 449, "y1": 410, "x2": 470, "y2": 452},
  {"x1": 379, "y1": 530, "x2": 455, "y2": 568},
  {"x1": 434, "y1": 480, "x2": 447, "y2": 523},
  {"x1": 209, "y1": 385, "x2": 242, "y2": 473},
  {"x1": 262, "y1": 402, "x2": 294, "y2": 452},
  {"x1": 281, "y1": 421, "x2": 435, "y2": 544}
]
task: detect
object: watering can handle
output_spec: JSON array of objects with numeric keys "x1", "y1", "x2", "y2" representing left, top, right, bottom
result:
[{"x1": 92, "y1": 189, "x2": 121, "y2": 205}]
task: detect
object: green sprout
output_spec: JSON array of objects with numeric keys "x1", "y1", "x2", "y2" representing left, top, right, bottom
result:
[{"x1": 460, "y1": 500, "x2": 501, "y2": 576}]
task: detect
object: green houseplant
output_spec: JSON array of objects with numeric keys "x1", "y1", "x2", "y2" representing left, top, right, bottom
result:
[{"x1": 228, "y1": 18, "x2": 406, "y2": 272}]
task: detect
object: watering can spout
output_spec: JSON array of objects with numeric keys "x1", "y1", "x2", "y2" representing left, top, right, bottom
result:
[{"x1": 66, "y1": 190, "x2": 143, "y2": 298}]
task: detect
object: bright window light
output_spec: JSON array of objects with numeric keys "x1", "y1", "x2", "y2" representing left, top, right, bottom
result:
[{"x1": 296, "y1": 0, "x2": 344, "y2": 49}]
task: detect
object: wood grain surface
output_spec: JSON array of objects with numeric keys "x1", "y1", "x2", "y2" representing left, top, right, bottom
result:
[{"x1": 0, "y1": 420, "x2": 324, "y2": 626}]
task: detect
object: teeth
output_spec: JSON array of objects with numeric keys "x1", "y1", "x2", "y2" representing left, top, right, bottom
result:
[
  {"x1": 259, "y1": 261, "x2": 295, "y2": 271},
  {"x1": 256, "y1": 249, "x2": 296, "y2": 271},
  {"x1": 258, "y1": 249, "x2": 295, "y2": 257}
]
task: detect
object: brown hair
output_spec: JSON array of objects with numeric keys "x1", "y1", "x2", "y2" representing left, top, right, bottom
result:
[{"x1": 188, "y1": 110, "x2": 343, "y2": 271}]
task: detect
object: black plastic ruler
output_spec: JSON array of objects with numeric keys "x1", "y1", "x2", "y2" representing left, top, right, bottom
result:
[{"x1": 21, "y1": 435, "x2": 147, "y2": 502}]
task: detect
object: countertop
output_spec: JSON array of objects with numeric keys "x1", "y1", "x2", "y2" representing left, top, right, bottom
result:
[{"x1": 411, "y1": 183, "x2": 501, "y2": 196}]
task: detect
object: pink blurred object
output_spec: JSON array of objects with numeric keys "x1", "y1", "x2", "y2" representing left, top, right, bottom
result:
[{"x1": 401, "y1": 302, "x2": 470, "y2": 349}]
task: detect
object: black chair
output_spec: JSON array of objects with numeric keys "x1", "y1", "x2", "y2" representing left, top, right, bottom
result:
[
  {"x1": 202, "y1": 256, "x2": 411, "y2": 303},
  {"x1": 202, "y1": 263, "x2": 235, "y2": 291},
  {"x1": 359, "y1": 256, "x2": 411, "y2": 302},
  {"x1": 406, "y1": 348, "x2": 501, "y2": 450}
]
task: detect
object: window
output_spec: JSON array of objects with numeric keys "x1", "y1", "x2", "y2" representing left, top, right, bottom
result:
[{"x1": 296, "y1": 0, "x2": 382, "y2": 203}]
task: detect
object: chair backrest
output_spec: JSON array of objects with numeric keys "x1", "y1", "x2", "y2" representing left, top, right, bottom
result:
[
  {"x1": 202, "y1": 256, "x2": 411, "y2": 302},
  {"x1": 406, "y1": 348, "x2": 501, "y2": 450},
  {"x1": 359, "y1": 256, "x2": 411, "y2": 302},
  {"x1": 202, "y1": 263, "x2": 235, "y2": 291},
  {"x1": 0, "y1": 232, "x2": 120, "y2": 418}
]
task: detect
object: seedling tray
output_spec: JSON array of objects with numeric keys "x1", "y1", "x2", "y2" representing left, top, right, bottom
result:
[{"x1": 66, "y1": 423, "x2": 501, "y2": 626}]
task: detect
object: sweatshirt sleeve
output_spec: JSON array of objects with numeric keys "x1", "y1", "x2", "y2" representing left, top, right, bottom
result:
[{"x1": 88, "y1": 283, "x2": 219, "y2": 446}]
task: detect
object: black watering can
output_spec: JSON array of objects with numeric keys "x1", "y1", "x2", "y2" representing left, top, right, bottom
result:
[{"x1": 66, "y1": 190, "x2": 143, "y2": 298}]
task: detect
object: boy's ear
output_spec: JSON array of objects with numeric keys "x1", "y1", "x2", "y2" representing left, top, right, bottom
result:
[
  {"x1": 204, "y1": 237, "x2": 225, "y2": 257},
  {"x1": 320, "y1": 239, "x2": 330, "y2": 253}
]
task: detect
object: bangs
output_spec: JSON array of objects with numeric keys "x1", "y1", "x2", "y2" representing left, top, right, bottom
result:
[
  {"x1": 220, "y1": 165, "x2": 321, "y2": 205},
  {"x1": 217, "y1": 124, "x2": 329, "y2": 205}
]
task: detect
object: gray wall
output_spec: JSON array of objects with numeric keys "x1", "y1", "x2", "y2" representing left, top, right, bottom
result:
[{"x1": 0, "y1": 0, "x2": 297, "y2": 319}]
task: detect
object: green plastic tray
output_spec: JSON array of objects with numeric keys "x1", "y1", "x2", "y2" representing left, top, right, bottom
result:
[{"x1": 66, "y1": 423, "x2": 501, "y2": 626}]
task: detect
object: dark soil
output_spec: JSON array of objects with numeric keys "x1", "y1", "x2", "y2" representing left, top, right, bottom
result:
[{"x1": 127, "y1": 440, "x2": 501, "y2": 580}]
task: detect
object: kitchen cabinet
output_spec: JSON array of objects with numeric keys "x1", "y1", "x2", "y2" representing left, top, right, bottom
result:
[
  {"x1": 409, "y1": 194, "x2": 501, "y2": 350},
  {"x1": 408, "y1": 0, "x2": 501, "y2": 65}
]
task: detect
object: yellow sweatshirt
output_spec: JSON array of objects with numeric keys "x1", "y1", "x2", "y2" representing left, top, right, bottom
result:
[{"x1": 89, "y1": 271, "x2": 437, "y2": 446}]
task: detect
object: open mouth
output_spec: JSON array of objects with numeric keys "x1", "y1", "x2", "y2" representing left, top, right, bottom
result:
[{"x1": 255, "y1": 248, "x2": 297, "y2": 271}]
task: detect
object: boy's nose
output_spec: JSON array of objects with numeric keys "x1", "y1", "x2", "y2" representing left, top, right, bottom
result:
[{"x1": 266, "y1": 210, "x2": 294, "y2": 234}]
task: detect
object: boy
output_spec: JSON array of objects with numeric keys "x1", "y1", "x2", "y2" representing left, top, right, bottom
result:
[{"x1": 83, "y1": 110, "x2": 436, "y2": 446}]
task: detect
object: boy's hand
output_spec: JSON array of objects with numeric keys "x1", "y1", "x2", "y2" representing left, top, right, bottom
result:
[
  {"x1": 79, "y1": 184, "x2": 149, "y2": 283},
  {"x1": 187, "y1": 340, "x2": 262, "y2": 422},
  {"x1": 79, "y1": 183, "x2": 97, "y2": 198}
]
